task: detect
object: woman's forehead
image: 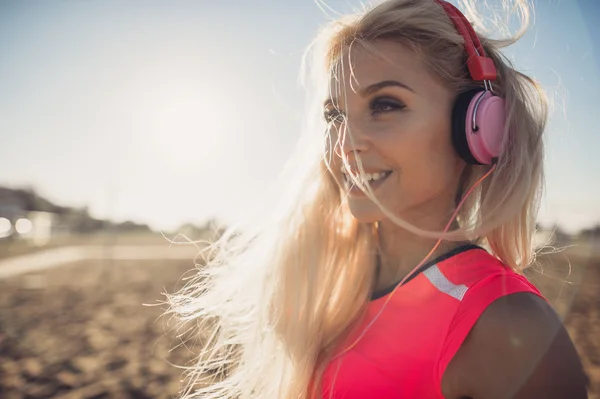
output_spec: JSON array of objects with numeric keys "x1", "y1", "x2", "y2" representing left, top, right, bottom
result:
[{"x1": 327, "y1": 40, "x2": 425, "y2": 99}]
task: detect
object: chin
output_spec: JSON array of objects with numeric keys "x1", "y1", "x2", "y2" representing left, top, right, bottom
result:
[{"x1": 347, "y1": 200, "x2": 386, "y2": 223}]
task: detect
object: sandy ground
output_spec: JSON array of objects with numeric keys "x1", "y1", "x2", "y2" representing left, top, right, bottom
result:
[
  {"x1": 0, "y1": 247, "x2": 598, "y2": 398},
  {"x1": 0, "y1": 258, "x2": 200, "y2": 399}
]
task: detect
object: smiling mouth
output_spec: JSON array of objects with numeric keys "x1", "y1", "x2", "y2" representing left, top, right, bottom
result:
[{"x1": 341, "y1": 169, "x2": 393, "y2": 195}]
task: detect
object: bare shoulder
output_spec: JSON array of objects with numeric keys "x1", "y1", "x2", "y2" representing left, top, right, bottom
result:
[{"x1": 456, "y1": 292, "x2": 589, "y2": 399}]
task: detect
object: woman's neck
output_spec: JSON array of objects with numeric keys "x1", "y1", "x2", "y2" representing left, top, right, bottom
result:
[{"x1": 373, "y1": 218, "x2": 470, "y2": 293}]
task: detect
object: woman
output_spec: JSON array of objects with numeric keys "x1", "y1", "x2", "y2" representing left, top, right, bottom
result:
[{"x1": 166, "y1": 0, "x2": 589, "y2": 398}]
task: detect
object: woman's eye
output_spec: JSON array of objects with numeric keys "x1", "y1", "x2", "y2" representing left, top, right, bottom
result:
[
  {"x1": 324, "y1": 108, "x2": 345, "y2": 124},
  {"x1": 370, "y1": 97, "x2": 404, "y2": 115}
]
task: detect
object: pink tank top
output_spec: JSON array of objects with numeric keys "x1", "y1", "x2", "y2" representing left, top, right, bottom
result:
[{"x1": 320, "y1": 245, "x2": 544, "y2": 399}]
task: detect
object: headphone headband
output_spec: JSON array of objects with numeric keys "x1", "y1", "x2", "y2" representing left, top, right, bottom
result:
[{"x1": 434, "y1": 0, "x2": 497, "y2": 82}]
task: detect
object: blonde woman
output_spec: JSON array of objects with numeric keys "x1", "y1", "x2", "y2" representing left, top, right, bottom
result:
[{"x1": 166, "y1": 0, "x2": 589, "y2": 398}]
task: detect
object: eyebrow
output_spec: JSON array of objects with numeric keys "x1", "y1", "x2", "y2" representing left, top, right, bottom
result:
[{"x1": 324, "y1": 79, "x2": 415, "y2": 107}]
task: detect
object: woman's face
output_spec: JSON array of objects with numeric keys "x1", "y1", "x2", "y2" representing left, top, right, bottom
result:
[{"x1": 325, "y1": 40, "x2": 465, "y2": 225}]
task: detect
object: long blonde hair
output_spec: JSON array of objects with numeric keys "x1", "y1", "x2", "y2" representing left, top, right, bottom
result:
[{"x1": 165, "y1": 1, "x2": 547, "y2": 398}]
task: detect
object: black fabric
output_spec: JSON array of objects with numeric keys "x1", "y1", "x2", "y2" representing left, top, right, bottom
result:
[
  {"x1": 370, "y1": 244, "x2": 484, "y2": 300},
  {"x1": 451, "y1": 89, "x2": 484, "y2": 165}
]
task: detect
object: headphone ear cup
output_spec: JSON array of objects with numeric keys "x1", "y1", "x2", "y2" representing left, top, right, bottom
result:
[
  {"x1": 452, "y1": 89, "x2": 482, "y2": 165},
  {"x1": 466, "y1": 91, "x2": 506, "y2": 165},
  {"x1": 452, "y1": 89, "x2": 506, "y2": 165}
]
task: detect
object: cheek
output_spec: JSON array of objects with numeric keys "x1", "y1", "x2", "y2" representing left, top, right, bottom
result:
[
  {"x1": 323, "y1": 128, "x2": 340, "y2": 163},
  {"x1": 402, "y1": 140, "x2": 462, "y2": 199},
  {"x1": 324, "y1": 124, "x2": 343, "y2": 153},
  {"x1": 378, "y1": 119, "x2": 460, "y2": 193},
  {"x1": 323, "y1": 128, "x2": 347, "y2": 183}
]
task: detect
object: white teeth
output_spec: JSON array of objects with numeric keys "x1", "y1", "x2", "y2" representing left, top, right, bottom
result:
[{"x1": 341, "y1": 167, "x2": 390, "y2": 184}]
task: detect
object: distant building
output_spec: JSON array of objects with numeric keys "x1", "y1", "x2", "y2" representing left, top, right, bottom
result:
[
  {"x1": 0, "y1": 187, "x2": 69, "y2": 244},
  {"x1": 0, "y1": 187, "x2": 30, "y2": 239},
  {"x1": 0, "y1": 187, "x2": 29, "y2": 220},
  {"x1": 0, "y1": 186, "x2": 152, "y2": 245},
  {"x1": 25, "y1": 211, "x2": 57, "y2": 246}
]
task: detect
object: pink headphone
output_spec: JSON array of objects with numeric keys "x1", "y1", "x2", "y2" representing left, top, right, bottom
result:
[{"x1": 435, "y1": 0, "x2": 506, "y2": 165}]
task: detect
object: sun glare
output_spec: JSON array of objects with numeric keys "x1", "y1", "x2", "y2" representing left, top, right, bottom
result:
[{"x1": 149, "y1": 93, "x2": 229, "y2": 168}]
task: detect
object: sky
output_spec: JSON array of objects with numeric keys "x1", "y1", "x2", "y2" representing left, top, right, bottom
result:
[{"x1": 0, "y1": 0, "x2": 598, "y2": 233}]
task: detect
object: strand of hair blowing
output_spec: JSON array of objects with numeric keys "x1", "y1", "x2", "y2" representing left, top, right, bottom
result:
[{"x1": 164, "y1": 156, "x2": 377, "y2": 399}]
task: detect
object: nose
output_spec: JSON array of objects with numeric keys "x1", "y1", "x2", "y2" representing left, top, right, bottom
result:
[{"x1": 337, "y1": 118, "x2": 370, "y2": 157}]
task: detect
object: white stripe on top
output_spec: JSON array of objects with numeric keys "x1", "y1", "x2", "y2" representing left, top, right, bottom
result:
[{"x1": 423, "y1": 264, "x2": 468, "y2": 301}]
